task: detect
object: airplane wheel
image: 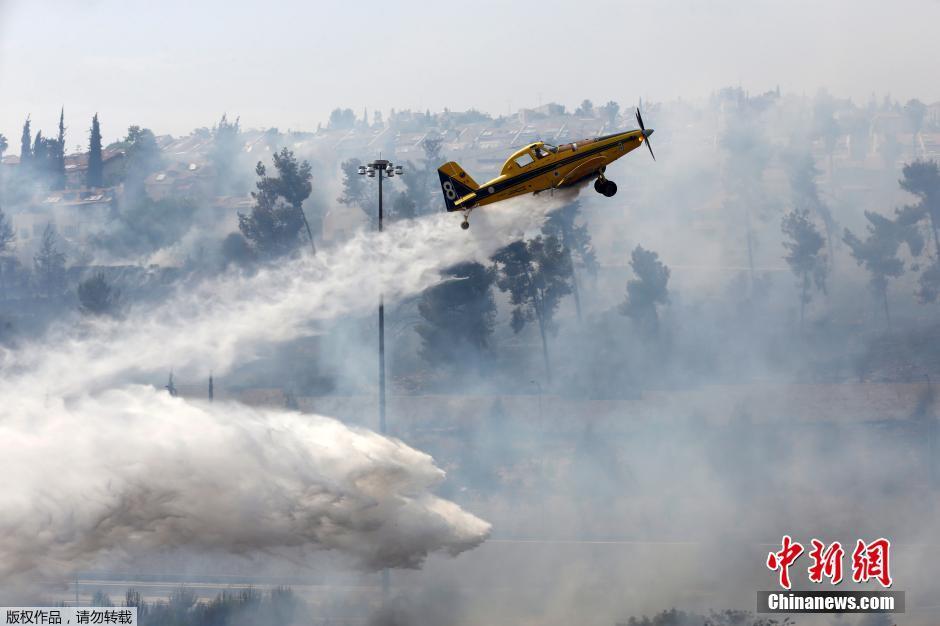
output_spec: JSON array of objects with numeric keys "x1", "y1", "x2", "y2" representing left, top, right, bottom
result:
[
  {"x1": 594, "y1": 178, "x2": 605, "y2": 194},
  {"x1": 603, "y1": 181, "x2": 618, "y2": 197},
  {"x1": 461, "y1": 220, "x2": 470, "y2": 230}
]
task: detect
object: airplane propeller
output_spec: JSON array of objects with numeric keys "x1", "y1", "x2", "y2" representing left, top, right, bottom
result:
[{"x1": 635, "y1": 108, "x2": 656, "y2": 161}]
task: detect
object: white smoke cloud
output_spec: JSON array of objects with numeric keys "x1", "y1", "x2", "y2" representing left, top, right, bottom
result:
[{"x1": 0, "y1": 197, "x2": 561, "y2": 597}]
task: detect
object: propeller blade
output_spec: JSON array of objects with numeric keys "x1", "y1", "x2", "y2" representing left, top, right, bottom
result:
[
  {"x1": 636, "y1": 107, "x2": 655, "y2": 161},
  {"x1": 645, "y1": 135, "x2": 656, "y2": 161}
]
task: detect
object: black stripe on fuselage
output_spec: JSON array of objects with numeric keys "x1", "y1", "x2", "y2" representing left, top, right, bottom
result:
[{"x1": 464, "y1": 132, "x2": 640, "y2": 205}]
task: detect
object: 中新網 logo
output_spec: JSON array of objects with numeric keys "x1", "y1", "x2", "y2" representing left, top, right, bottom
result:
[{"x1": 766, "y1": 535, "x2": 892, "y2": 589}]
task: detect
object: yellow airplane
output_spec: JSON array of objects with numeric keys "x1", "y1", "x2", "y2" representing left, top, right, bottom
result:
[{"x1": 439, "y1": 108, "x2": 655, "y2": 229}]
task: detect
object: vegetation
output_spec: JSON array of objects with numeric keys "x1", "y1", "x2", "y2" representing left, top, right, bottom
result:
[
  {"x1": 87, "y1": 113, "x2": 103, "y2": 188},
  {"x1": 843, "y1": 210, "x2": 920, "y2": 322},
  {"x1": 492, "y1": 235, "x2": 573, "y2": 382},
  {"x1": 78, "y1": 272, "x2": 120, "y2": 316},
  {"x1": 620, "y1": 245, "x2": 670, "y2": 334},
  {"x1": 416, "y1": 261, "x2": 496, "y2": 372},
  {"x1": 781, "y1": 208, "x2": 828, "y2": 328},
  {"x1": 33, "y1": 224, "x2": 66, "y2": 297},
  {"x1": 239, "y1": 148, "x2": 314, "y2": 257}
]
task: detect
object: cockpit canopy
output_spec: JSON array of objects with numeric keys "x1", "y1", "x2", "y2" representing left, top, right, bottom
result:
[{"x1": 501, "y1": 142, "x2": 558, "y2": 174}]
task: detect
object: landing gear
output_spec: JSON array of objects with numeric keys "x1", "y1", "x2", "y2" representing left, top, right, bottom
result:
[
  {"x1": 594, "y1": 176, "x2": 617, "y2": 197},
  {"x1": 460, "y1": 211, "x2": 470, "y2": 230}
]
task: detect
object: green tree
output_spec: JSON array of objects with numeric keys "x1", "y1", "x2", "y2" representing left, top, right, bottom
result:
[
  {"x1": 91, "y1": 195, "x2": 196, "y2": 258},
  {"x1": 619, "y1": 245, "x2": 670, "y2": 334},
  {"x1": 87, "y1": 113, "x2": 103, "y2": 188},
  {"x1": 899, "y1": 160, "x2": 940, "y2": 255},
  {"x1": 0, "y1": 205, "x2": 15, "y2": 255},
  {"x1": 781, "y1": 209, "x2": 828, "y2": 329},
  {"x1": 843, "y1": 211, "x2": 921, "y2": 322},
  {"x1": 600, "y1": 100, "x2": 620, "y2": 128},
  {"x1": 786, "y1": 151, "x2": 835, "y2": 262},
  {"x1": 210, "y1": 113, "x2": 243, "y2": 194},
  {"x1": 32, "y1": 131, "x2": 48, "y2": 178},
  {"x1": 416, "y1": 262, "x2": 496, "y2": 371},
  {"x1": 575, "y1": 99, "x2": 594, "y2": 117},
  {"x1": 33, "y1": 224, "x2": 66, "y2": 297},
  {"x1": 721, "y1": 121, "x2": 771, "y2": 285},
  {"x1": 52, "y1": 107, "x2": 66, "y2": 189},
  {"x1": 239, "y1": 148, "x2": 314, "y2": 257},
  {"x1": 492, "y1": 236, "x2": 573, "y2": 382},
  {"x1": 19, "y1": 117, "x2": 31, "y2": 169},
  {"x1": 78, "y1": 272, "x2": 120, "y2": 316},
  {"x1": 542, "y1": 199, "x2": 597, "y2": 321},
  {"x1": 327, "y1": 108, "x2": 356, "y2": 129},
  {"x1": 916, "y1": 260, "x2": 940, "y2": 304},
  {"x1": 337, "y1": 158, "x2": 372, "y2": 226},
  {"x1": 812, "y1": 91, "x2": 841, "y2": 179},
  {"x1": 390, "y1": 191, "x2": 416, "y2": 220},
  {"x1": 121, "y1": 125, "x2": 162, "y2": 194}
]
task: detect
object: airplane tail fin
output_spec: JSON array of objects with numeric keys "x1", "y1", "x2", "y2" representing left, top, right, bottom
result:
[{"x1": 437, "y1": 162, "x2": 479, "y2": 212}]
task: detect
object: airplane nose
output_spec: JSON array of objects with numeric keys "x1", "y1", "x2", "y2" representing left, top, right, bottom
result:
[{"x1": 645, "y1": 129, "x2": 655, "y2": 137}]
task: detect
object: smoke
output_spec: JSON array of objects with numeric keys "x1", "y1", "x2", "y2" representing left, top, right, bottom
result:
[{"x1": 0, "y1": 196, "x2": 562, "y2": 598}]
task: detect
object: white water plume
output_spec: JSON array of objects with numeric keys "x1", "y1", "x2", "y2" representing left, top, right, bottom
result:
[{"x1": 0, "y1": 197, "x2": 563, "y2": 597}]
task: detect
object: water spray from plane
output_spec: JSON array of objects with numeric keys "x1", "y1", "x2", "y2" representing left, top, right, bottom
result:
[{"x1": 0, "y1": 197, "x2": 563, "y2": 599}]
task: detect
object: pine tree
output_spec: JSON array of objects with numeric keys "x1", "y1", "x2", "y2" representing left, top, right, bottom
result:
[
  {"x1": 210, "y1": 113, "x2": 242, "y2": 195},
  {"x1": 620, "y1": 245, "x2": 671, "y2": 335},
  {"x1": 87, "y1": 114, "x2": 103, "y2": 188},
  {"x1": 781, "y1": 209, "x2": 828, "y2": 329},
  {"x1": 238, "y1": 148, "x2": 314, "y2": 257},
  {"x1": 33, "y1": 224, "x2": 66, "y2": 297},
  {"x1": 416, "y1": 262, "x2": 496, "y2": 371},
  {"x1": 52, "y1": 107, "x2": 66, "y2": 189},
  {"x1": 0, "y1": 205, "x2": 15, "y2": 255},
  {"x1": 32, "y1": 132, "x2": 48, "y2": 178},
  {"x1": 77, "y1": 272, "x2": 120, "y2": 316},
  {"x1": 19, "y1": 117, "x2": 31, "y2": 169},
  {"x1": 337, "y1": 158, "x2": 372, "y2": 226},
  {"x1": 843, "y1": 211, "x2": 922, "y2": 322},
  {"x1": 542, "y1": 200, "x2": 597, "y2": 321},
  {"x1": 492, "y1": 236, "x2": 573, "y2": 383}
]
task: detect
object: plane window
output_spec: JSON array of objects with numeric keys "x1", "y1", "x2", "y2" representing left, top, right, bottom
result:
[
  {"x1": 541, "y1": 143, "x2": 558, "y2": 153},
  {"x1": 515, "y1": 153, "x2": 534, "y2": 168}
]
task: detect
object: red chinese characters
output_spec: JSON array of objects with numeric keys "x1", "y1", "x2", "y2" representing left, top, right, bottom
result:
[
  {"x1": 807, "y1": 539, "x2": 845, "y2": 584},
  {"x1": 767, "y1": 535, "x2": 804, "y2": 589},
  {"x1": 851, "y1": 538, "x2": 892, "y2": 588}
]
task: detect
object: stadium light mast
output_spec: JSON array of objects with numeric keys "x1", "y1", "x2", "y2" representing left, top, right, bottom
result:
[
  {"x1": 357, "y1": 159, "x2": 402, "y2": 436},
  {"x1": 358, "y1": 158, "x2": 402, "y2": 603}
]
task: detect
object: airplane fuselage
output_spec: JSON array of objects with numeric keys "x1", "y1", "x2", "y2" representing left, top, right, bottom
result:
[{"x1": 451, "y1": 129, "x2": 649, "y2": 211}]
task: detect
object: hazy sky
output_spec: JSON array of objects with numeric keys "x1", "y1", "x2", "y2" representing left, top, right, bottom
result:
[{"x1": 1, "y1": 0, "x2": 939, "y2": 146}]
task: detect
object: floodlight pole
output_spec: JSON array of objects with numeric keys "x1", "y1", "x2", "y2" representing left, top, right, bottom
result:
[
  {"x1": 378, "y1": 163, "x2": 385, "y2": 435},
  {"x1": 359, "y1": 159, "x2": 400, "y2": 434},
  {"x1": 359, "y1": 158, "x2": 401, "y2": 604}
]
